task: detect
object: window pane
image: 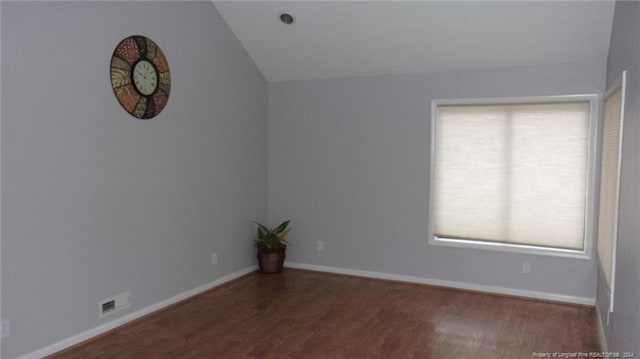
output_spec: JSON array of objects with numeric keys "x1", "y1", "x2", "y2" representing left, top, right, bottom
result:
[
  {"x1": 434, "y1": 106, "x2": 509, "y2": 241},
  {"x1": 509, "y1": 103, "x2": 588, "y2": 248}
]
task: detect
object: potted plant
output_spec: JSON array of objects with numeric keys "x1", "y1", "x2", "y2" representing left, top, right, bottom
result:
[{"x1": 253, "y1": 220, "x2": 291, "y2": 274}]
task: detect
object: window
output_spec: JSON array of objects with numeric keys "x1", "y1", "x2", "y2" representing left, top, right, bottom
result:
[
  {"x1": 597, "y1": 72, "x2": 626, "y2": 312},
  {"x1": 430, "y1": 95, "x2": 598, "y2": 257}
]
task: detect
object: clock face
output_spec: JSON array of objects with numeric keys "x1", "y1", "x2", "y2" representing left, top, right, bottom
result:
[
  {"x1": 110, "y1": 35, "x2": 171, "y2": 119},
  {"x1": 133, "y1": 60, "x2": 158, "y2": 96}
]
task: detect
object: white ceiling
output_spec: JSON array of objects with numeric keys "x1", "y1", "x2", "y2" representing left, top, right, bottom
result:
[{"x1": 213, "y1": 1, "x2": 615, "y2": 83}]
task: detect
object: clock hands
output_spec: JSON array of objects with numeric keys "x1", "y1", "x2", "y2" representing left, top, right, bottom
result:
[{"x1": 133, "y1": 60, "x2": 158, "y2": 96}]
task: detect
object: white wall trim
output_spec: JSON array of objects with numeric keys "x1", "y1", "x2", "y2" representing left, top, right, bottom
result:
[
  {"x1": 18, "y1": 266, "x2": 257, "y2": 359},
  {"x1": 286, "y1": 262, "x2": 595, "y2": 306},
  {"x1": 595, "y1": 304, "x2": 609, "y2": 352}
]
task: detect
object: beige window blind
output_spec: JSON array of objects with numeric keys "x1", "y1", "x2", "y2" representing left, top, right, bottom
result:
[
  {"x1": 433, "y1": 101, "x2": 591, "y2": 250},
  {"x1": 597, "y1": 86, "x2": 623, "y2": 290}
]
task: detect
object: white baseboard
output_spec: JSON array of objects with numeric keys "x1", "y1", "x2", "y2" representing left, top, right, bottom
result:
[
  {"x1": 286, "y1": 262, "x2": 595, "y2": 306},
  {"x1": 595, "y1": 304, "x2": 609, "y2": 351},
  {"x1": 19, "y1": 265, "x2": 257, "y2": 359}
]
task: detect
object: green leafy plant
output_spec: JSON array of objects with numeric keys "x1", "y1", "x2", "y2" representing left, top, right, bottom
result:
[{"x1": 253, "y1": 220, "x2": 291, "y2": 250}]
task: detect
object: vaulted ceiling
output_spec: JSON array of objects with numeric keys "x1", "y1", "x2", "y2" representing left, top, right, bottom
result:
[{"x1": 213, "y1": 1, "x2": 615, "y2": 82}]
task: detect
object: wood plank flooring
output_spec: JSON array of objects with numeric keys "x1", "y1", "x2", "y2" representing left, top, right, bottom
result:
[{"x1": 48, "y1": 269, "x2": 600, "y2": 358}]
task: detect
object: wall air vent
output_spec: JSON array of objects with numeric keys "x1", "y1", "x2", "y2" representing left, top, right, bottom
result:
[
  {"x1": 101, "y1": 300, "x2": 115, "y2": 315},
  {"x1": 99, "y1": 292, "x2": 130, "y2": 318}
]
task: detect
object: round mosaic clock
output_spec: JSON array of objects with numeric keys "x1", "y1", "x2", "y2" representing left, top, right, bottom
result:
[{"x1": 110, "y1": 35, "x2": 171, "y2": 119}]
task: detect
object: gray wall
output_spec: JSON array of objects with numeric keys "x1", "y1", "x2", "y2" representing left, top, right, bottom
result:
[
  {"x1": 1, "y1": 2, "x2": 267, "y2": 358},
  {"x1": 598, "y1": 0, "x2": 640, "y2": 353},
  {"x1": 269, "y1": 62, "x2": 605, "y2": 300}
]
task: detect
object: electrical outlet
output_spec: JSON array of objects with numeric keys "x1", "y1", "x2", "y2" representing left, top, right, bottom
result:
[
  {"x1": 211, "y1": 252, "x2": 218, "y2": 265},
  {"x1": 1, "y1": 319, "x2": 10, "y2": 339},
  {"x1": 522, "y1": 261, "x2": 531, "y2": 274},
  {"x1": 316, "y1": 241, "x2": 324, "y2": 252}
]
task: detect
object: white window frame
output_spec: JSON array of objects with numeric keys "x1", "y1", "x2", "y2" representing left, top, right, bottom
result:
[{"x1": 428, "y1": 94, "x2": 599, "y2": 259}]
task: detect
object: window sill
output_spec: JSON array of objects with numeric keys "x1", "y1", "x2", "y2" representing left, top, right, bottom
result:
[{"x1": 429, "y1": 236, "x2": 591, "y2": 260}]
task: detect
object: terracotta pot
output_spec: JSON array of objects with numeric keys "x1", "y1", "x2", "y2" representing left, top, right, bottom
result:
[{"x1": 257, "y1": 247, "x2": 286, "y2": 274}]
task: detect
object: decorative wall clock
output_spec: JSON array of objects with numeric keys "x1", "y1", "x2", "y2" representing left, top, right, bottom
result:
[{"x1": 110, "y1": 35, "x2": 171, "y2": 119}]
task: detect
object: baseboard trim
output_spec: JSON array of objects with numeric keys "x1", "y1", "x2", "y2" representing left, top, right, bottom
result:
[
  {"x1": 286, "y1": 262, "x2": 595, "y2": 306},
  {"x1": 595, "y1": 304, "x2": 609, "y2": 351},
  {"x1": 19, "y1": 265, "x2": 257, "y2": 359}
]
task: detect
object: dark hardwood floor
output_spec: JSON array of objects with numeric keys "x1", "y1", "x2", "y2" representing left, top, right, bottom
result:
[{"x1": 49, "y1": 269, "x2": 600, "y2": 358}]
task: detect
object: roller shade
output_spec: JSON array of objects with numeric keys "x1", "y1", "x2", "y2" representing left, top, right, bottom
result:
[{"x1": 433, "y1": 101, "x2": 590, "y2": 250}]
